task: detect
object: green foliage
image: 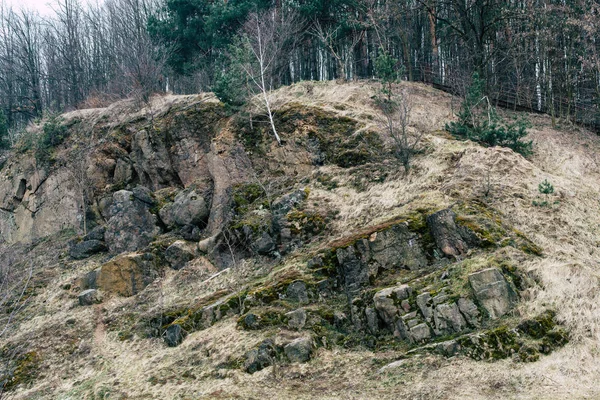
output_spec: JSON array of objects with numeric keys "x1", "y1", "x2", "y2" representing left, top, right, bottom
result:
[
  {"x1": 375, "y1": 51, "x2": 398, "y2": 85},
  {"x1": 538, "y1": 179, "x2": 554, "y2": 196},
  {"x1": 35, "y1": 116, "x2": 69, "y2": 165},
  {"x1": 212, "y1": 42, "x2": 251, "y2": 108},
  {"x1": 148, "y1": 0, "x2": 271, "y2": 74},
  {"x1": 0, "y1": 110, "x2": 9, "y2": 149},
  {"x1": 447, "y1": 72, "x2": 533, "y2": 156},
  {"x1": 533, "y1": 179, "x2": 555, "y2": 207},
  {"x1": 213, "y1": 68, "x2": 247, "y2": 108}
]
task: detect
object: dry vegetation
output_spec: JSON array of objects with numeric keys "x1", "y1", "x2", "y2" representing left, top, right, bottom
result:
[{"x1": 2, "y1": 81, "x2": 600, "y2": 399}]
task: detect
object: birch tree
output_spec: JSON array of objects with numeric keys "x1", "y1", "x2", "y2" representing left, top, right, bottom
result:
[{"x1": 239, "y1": 8, "x2": 299, "y2": 145}]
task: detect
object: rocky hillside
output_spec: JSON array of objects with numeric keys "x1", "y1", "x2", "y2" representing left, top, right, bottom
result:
[{"x1": 1, "y1": 81, "x2": 599, "y2": 399}]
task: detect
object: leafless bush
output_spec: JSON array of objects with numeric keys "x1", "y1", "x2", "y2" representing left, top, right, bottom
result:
[{"x1": 375, "y1": 85, "x2": 422, "y2": 172}]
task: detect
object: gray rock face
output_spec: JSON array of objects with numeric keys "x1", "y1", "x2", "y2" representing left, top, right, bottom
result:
[
  {"x1": 433, "y1": 302, "x2": 467, "y2": 334},
  {"x1": 180, "y1": 224, "x2": 201, "y2": 241},
  {"x1": 373, "y1": 285, "x2": 413, "y2": 331},
  {"x1": 96, "y1": 252, "x2": 159, "y2": 297},
  {"x1": 78, "y1": 289, "x2": 102, "y2": 306},
  {"x1": 83, "y1": 225, "x2": 106, "y2": 242},
  {"x1": 132, "y1": 186, "x2": 156, "y2": 206},
  {"x1": 104, "y1": 190, "x2": 160, "y2": 254},
  {"x1": 410, "y1": 323, "x2": 432, "y2": 342},
  {"x1": 468, "y1": 268, "x2": 517, "y2": 319},
  {"x1": 244, "y1": 339, "x2": 277, "y2": 373},
  {"x1": 368, "y1": 226, "x2": 428, "y2": 271},
  {"x1": 458, "y1": 297, "x2": 481, "y2": 327},
  {"x1": 286, "y1": 309, "x2": 307, "y2": 330},
  {"x1": 426, "y1": 208, "x2": 470, "y2": 257},
  {"x1": 286, "y1": 280, "x2": 309, "y2": 304},
  {"x1": 284, "y1": 337, "x2": 313, "y2": 363},
  {"x1": 69, "y1": 240, "x2": 107, "y2": 260},
  {"x1": 113, "y1": 158, "x2": 135, "y2": 186},
  {"x1": 416, "y1": 292, "x2": 433, "y2": 321},
  {"x1": 336, "y1": 224, "x2": 427, "y2": 302},
  {"x1": 164, "y1": 324, "x2": 186, "y2": 347},
  {"x1": 79, "y1": 269, "x2": 100, "y2": 291},
  {"x1": 159, "y1": 188, "x2": 209, "y2": 229},
  {"x1": 252, "y1": 231, "x2": 276, "y2": 255},
  {"x1": 365, "y1": 307, "x2": 379, "y2": 334},
  {"x1": 164, "y1": 240, "x2": 197, "y2": 270}
]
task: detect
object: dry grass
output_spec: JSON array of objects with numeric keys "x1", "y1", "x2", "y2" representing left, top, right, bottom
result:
[{"x1": 4, "y1": 81, "x2": 600, "y2": 399}]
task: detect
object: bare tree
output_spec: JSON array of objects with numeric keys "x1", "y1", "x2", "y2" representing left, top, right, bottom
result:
[
  {"x1": 310, "y1": 20, "x2": 364, "y2": 82},
  {"x1": 239, "y1": 8, "x2": 299, "y2": 145},
  {"x1": 375, "y1": 86, "x2": 421, "y2": 172}
]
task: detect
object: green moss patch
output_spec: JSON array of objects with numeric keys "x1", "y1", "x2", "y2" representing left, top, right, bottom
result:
[{"x1": 1, "y1": 351, "x2": 40, "y2": 391}]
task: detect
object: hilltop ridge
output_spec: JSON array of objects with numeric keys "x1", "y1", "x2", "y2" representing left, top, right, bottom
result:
[{"x1": 1, "y1": 81, "x2": 600, "y2": 399}]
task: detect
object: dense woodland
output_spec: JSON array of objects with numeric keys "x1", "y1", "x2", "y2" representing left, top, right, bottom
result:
[{"x1": 0, "y1": 0, "x2": 599, "y2": 135}]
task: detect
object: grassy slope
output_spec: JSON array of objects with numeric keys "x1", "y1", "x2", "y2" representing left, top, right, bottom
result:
[{"x1": 4, "y1": 81, "x2": 600, "y2": 399}]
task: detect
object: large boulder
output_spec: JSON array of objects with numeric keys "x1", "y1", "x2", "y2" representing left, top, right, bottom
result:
[
  {"x1": 164, "y1": 240, "x2": 197, "y2": 270},
  {"x1": 78, "y1": 289, "x2": 102, "y2": 306},
  {"x1": 286, "y1": 309, "x2": 307, "y2": 330},
  {"x1": 468, "y1": 268, "x2": 518, "y2": 319},
  {"x1": 164, "y1": 324, "x2": 186, "y2": 347},
  {"x1": 69, "y1": 240, "x2": 107, "y2": 260},
  {"x1": 426, "y1": 209, "x2": 471, "y2": 257},
  {"x1": 284, "y1": 337, "x2": 313, "y2": 363},
  {"x1": 286, "y1": 280, "x2": 309, "y2": 304},
  {"x1": 336, "y1": 223, "x2": 427, "y2": 301},
  {"x1": 159, "y1": 188, "x2": 209, "y2": 229},
  {"x1": 244, "y1": 339, "x2": 277, "y2": 374},
  {"x1": 96, "y1": 252, "x2": 159, "y2": 296},
  {"x1": 432, "y1": 302, "x2": 467, "y2": 335},
  {"x1": 373, "y1": 285, "x2": 413, "y2": 328},
  {"x1": 104, "y1": 189, "x2": 160, "y2": 254}
]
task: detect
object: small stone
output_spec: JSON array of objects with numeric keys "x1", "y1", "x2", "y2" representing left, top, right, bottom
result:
[
  {"x1": 284, "y1": 337, "x2": 313, "y2": 363},
  {"x1": 286, "y1": 309, "x2": 307, "y2": 330},
  {"x1": 286, "y1": 280, "x2": 309, "y2": 304},
  {"x1": 377, "y1": 359, "x2": 407, "y2": 374},
  {"x1": 164, "y1": 324, "x2": 186, "y2": 347},
  {"x1": 407, "y1": 319, "x2": 420, "y2": 329},
  {"x1": 253, "y1": 231, "x2": 276, "y2": 255},
  {"x1": 78, "y1": 289, "x2": 102, "y2": 306},
  {"x1": 435, "y1": 339, "x2": 461, "y2": 356},
  {"x1": 401, "y1": 299, "x2": 411, "y2": 313},
  {"x1": 433, "y1": 293, "x2": 449, "y2": 305},
  {"x1": 402, "y1": 311, "x2": 418, "y2": 321}
]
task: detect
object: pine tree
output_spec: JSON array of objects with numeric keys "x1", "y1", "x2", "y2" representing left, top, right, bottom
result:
[{"x1": 0, "y1": 110, "x2": 9, "y2": 149}]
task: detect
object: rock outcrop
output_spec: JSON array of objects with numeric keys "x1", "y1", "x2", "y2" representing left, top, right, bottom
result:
[
  {"x1": 104, "y1": 189, "x2": 160, "y2": 254},
  {"x1": 469, "y1": 268, "x2": 518, "y2": 319}
]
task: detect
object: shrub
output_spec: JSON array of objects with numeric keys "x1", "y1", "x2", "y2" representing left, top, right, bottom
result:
[
  {"x1": 35, "y1": 116, "x2": 69, "y2": 165},
  {"x1": 0, "y1": 110, "x2": 9, "y2": 149},
  {"x1": 447, "y1": 72, "x2": 533, "y2": 156},
  {"x1": 533, "y1": 179, "x2": 555, "y2": 207}
]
